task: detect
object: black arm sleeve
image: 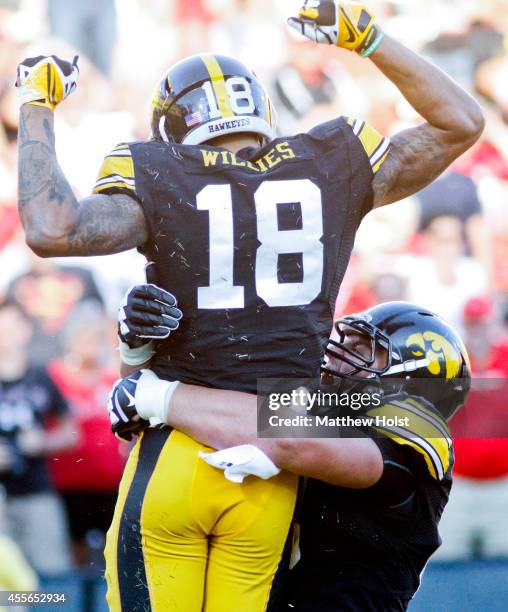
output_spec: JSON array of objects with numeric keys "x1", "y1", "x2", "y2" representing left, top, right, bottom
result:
[{"x1": 365, "y1": 437, "x2": 417, "y2": 510}]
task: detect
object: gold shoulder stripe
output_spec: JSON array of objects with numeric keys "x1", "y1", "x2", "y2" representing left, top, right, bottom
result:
[
  {"x1": 368, "y1": 136, "x2": 390, "y2": 165},
  {"x1": 94, "y1": 181, "x2": 136, "y2": 194},
  {"x1": 372, "y1": 150, "x2": 389, "y2": 174},
  {"x1": 357, "y1": 123, "x2": 383, "y2": 157},
  {"x1": 367, "y1": 401, "x2": 451, "y2": 442},
  {"x1": 367, "y1": 401, "x2": 452, "y2": 480},
  {"x1": 345, "y1": 116, "x2": 364, "y2": 136},
  {"x1": 97, "y1": 156, "x2": 135, "y2": 181},
  {"x1": 95, "y1": 174, "x2": 136, "y2": 188},
  {"x1": 346, "y1": 117, "x2": 391, "y2": 174},
  {"x1": 92, "y1": 144, "x2": 136, "y2": 195},
  {"x1": 402, "y1": 398, "x2": 451, "y2": 444},
  {"x1": 375, "y1": 428, "x2": 446, "y2": 480}
]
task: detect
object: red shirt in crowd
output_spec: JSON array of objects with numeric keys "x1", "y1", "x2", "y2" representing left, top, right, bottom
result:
[
  {"x1": 176, "y1": 0, "x2": 211, "y2": 22},
  {"x1": 47, "y1": 362, "x2": 126, "y2": 492},
  {"x1": 451, "y1": 341, "x2": 508, "y2": 480}
]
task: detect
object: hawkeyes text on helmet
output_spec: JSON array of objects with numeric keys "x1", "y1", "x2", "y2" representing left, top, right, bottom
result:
[{"x1": 151, "y1": 54, "x2": 276, "y2": 146}]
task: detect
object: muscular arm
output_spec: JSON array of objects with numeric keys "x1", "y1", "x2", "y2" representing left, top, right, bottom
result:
[
  {"x1": 168, "y1": 384, "x2": 383, "y2": 489},
  {"x1": 18, "y1": 105, "x2": 148, "y2": 257},
  {"x1": 369, "y1": 35, "x2": 485, "y2": 207}
]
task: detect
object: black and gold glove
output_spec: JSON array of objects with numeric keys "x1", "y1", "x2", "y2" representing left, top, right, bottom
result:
[{"x1": 16, "y1": 55, "x2": 79, "y2": 110}]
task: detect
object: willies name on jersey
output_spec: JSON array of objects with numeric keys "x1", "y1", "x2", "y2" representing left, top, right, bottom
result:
[{"x1": 201, "y1": 141, "x2": 296, "y2": 172}]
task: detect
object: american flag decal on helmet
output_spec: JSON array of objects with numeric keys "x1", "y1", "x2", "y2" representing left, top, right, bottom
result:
[{"x1": 185, "y1": 111, "x2": 203, "y2": 127}]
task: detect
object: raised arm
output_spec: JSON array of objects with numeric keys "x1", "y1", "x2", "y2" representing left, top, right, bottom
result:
[
  {"x1": 16, "y1": 56, "x2": 147, "y2": 257},
  {"x1": 369, "y1": 35, "x2": 485, "y2": 207},
  {"x1": 288, "y1": 2, "x2": 485, "y2": 207},
  {"x1": 19, "y1": 105, "x2": 147, "y2": 257}
]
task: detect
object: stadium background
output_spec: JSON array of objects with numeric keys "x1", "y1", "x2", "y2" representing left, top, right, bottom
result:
[{"x1": 1, "y1": 0, "x2": 508, "y2": 610}]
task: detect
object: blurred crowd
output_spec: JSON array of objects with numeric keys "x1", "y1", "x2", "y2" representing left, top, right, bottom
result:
[{"x1": 0, "y1": 0, "x2": 508, "y2": 588}]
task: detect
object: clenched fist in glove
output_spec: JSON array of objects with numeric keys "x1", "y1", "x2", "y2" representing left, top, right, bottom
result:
[
  {"x1": 288, "y1": 1, "x2": 384, "y2": 57},
  {"x1": 15, "y1": 55, "x2": 79, "y2": 110},
  {"x1": 118, "y1": 284, "x2": 183, "y2": 366}
]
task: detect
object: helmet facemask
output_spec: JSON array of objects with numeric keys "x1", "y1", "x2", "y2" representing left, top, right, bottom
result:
[
  {"x1": 322, "y1": 303, "x2": 472, "y2": 421},
  {"x1": 322, "y1": 318, "x2": 393, "y2": 381}
]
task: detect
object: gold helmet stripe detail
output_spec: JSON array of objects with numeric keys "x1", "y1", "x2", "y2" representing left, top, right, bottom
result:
[{"x1": 201, "y1": 55, "x2": 234, "y2": 119}]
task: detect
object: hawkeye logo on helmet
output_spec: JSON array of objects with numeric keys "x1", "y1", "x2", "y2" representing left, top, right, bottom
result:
[
  {"x1": 406, "y1": 332, "x2": 461, "y2": 379},
  {"x1": 208, "y1": 118, "x2": 251, "y2": 134}
]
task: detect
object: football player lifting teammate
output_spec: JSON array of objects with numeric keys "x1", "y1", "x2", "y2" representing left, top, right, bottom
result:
[
  {"x1": 114, "y1": 301, "x2": 471, "y2": 611},
  {"x1": 16, "y1": 1, "x2": 483, "y2": 610}
]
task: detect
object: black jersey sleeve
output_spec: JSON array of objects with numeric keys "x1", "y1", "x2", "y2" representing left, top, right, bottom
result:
[
  {"x1": 305, "y1": 116, "x2": 390, "y2": 218},
  {"x1": 367, "y1": 437, "x2": 417, "y2": 510},
  {"x1": 307, "y1": 116, "x2": 391, "y2": 175}
]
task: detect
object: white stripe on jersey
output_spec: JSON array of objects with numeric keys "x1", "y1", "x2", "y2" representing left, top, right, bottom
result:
[
  {"x1": 95, "y1": 175, "x2": 136, "y2": 187},
  {"x1": 369, "y1": 138, "x2": 390, "y2": 166}
]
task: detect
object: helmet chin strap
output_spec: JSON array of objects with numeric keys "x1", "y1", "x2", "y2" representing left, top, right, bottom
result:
[{"x1": 159, "y1": 116, "x2": 170, "y2": 143}]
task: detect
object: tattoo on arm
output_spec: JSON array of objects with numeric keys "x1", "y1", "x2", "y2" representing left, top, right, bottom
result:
[
  {"x1": 43, "y1": 117, "x2": 55, "y2": 148},
  {"x1": 373, "y1": 123, "x2": 476, "y2": 208},
  {"x1": 18, "y1": 140, "x2": 55, "y2": 204},
  {"x1": 18, "y1": 111, "x2": 76, "y2": 209},
  {"x1": 66, "y1": 194, "x2": 148, "y2": 255},
  {"x1": 18, "y1": 105, "x2": 147, "y2": 255}
]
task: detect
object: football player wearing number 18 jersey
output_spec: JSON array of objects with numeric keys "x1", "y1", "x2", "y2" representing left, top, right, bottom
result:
[
  {"x1": 100, "y1": 54, "x2": 391, "y2": 610},
  {"x1": 16, "y1": 2, "x2": 484, "y2": 610}
]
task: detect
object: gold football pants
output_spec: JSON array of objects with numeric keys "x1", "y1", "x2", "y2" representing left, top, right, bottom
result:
[{"x1": 104, "y1": 428, "x2": 298, "y2": 612}]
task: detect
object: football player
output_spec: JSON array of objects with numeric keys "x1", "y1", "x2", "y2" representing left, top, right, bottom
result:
[
  {"x1": 110, "y1": 301, "x2": 471, "y2": 611},
  {"x1": 16, "y1": 1, "x2": 483, "y2": 609}
]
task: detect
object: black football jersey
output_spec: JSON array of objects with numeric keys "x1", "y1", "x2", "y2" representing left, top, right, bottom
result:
[
  {"x1": 93, "y1": 117, "x2": 390, "y2": 392},
  {"x1": 287, "y1": 397, "x2": 454, "y2": 611}
]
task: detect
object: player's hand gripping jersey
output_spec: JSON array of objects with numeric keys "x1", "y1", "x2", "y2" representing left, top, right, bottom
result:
[{"x1": 94, "y1": 117, "x2": 389, "y2": 392}]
